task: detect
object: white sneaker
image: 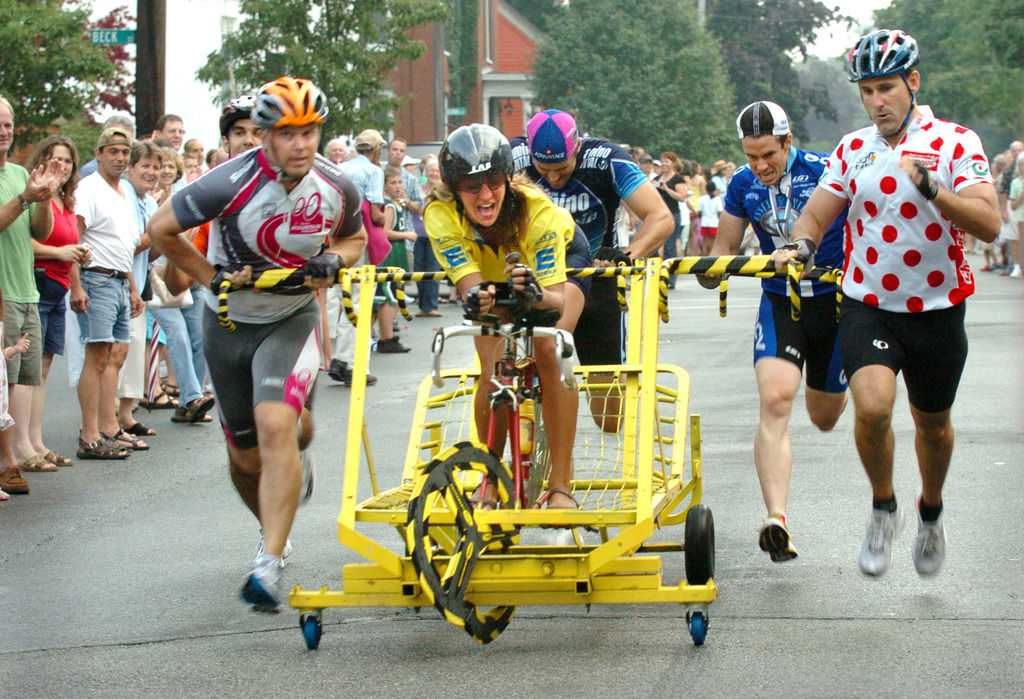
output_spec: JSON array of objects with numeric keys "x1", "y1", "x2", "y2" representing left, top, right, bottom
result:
[
  {"x1": 1010, "y1": 264, "x2": 1022, "y2": 278},
  {"x1": 255, "y1": 529, "x2": 293, "y2": 565},
  {"x1": 857, "y1": 503, "x2": 905, "y2": 576},
  {"x1": 759, "y1": 514, "x2": 798, "y2": 562},
  {"x1": 240, "y1": 552, "x2": 282, "y2": 612},
  {"x1": 912, "y1": 511, "x2": 946, "y2": 576}
]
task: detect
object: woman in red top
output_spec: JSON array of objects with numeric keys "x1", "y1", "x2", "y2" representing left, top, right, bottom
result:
[{"x1": 27, "y1": 135, "x2": 91, "y2": 469}]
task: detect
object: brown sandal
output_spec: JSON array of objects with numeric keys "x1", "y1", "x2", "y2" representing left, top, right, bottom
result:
[
  {"x1": 102, "y1": 430, "x2": 149, "y2": 451},
  {"x1": 77, "y1": 436, "x2": 129, "y2": 460},
  {"x1": 19, "y1": 455, "x2": 58, "y2": 472},
  {"x1": 43, "y1": 450, "x2": 74, "y2": 467}
]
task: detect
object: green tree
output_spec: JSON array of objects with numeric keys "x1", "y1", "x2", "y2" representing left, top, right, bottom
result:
[
  {"x1": 444, "y1": 0, "x2": 478, "y2": 113},
  {"x1": 198, "y1": 0, "x2": 449, "y2": 138},
  {"x1": 706, "y1": 0, "x2": 843, "y2": 141},
  {"x1": 0, "y1": 0, "x2": 117, "y2": 148},
  {"x1": 529, "y1": 0, "x2": 735, "y2": 162},
  {"x1": 504, "y1": 0, "x2": 560, "y2": 33},
  {"x1": 876, "y1": 0, "x2": 1024, "y2": 145}
]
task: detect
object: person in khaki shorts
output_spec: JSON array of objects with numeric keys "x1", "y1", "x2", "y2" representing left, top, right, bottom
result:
[{"x1": 0, "y1": 95, "x2": 62, "y2": 494}]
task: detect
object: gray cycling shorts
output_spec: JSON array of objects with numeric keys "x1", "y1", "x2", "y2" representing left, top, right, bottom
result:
[{"x1": 203, "y1": 300, "x2": 321, "y2": 450}]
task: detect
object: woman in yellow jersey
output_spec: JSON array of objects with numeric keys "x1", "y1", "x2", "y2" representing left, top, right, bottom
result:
[{"x1": 425, "y1": 124, "x2": 584, "y2": 510}]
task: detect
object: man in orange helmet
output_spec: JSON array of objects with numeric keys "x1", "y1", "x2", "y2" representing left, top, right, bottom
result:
[{"x1": 148, "y1": 77, "x2": 367, "y2": 611}]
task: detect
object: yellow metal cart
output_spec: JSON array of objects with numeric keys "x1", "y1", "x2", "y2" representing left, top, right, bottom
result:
[{"x1": 290, "y1": 259, "x2": 717, "y2": 648}]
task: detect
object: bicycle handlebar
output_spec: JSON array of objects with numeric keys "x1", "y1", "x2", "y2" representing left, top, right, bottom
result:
[{"x1": 431, "y1": 323, "x2": 576, "y2": 389}]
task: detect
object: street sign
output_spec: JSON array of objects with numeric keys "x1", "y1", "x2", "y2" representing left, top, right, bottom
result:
[
  {"x1": 90, "y1": 29, "x2": 136, "y2": 45},
  {"x1": 445, "y1": 107, "x2": 467, "y2": 117}
]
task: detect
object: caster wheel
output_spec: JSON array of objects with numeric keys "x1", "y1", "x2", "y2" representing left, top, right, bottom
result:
[
  {"x1": 301, "y1": 612, "x2": 323, "y2": 650},
  {"x1": 684, "y1": 504, "x2": 715, "y2": 585},
  {"x1": 688, "y1": 610, "x2": 708, "y2": 646}
]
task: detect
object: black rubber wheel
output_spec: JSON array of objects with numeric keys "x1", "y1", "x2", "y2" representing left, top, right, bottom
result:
[
  {"x1": 684, "y1": 504, "x2": 715, "y2": 585},
  {"x1": 405, "y1": 441, "x2": 518, "y2": 643}
]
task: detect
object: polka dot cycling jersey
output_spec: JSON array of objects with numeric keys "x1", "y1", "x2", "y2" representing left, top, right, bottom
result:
[
  {"x1": 172, "y1": 148, "x2": 362, "y2": 324},
  {"x1": 819, "y1": 105, "x2": 992, "y2": 313}
]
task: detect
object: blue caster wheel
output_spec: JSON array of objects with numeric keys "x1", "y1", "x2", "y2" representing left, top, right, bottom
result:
[
  {"x1": 687, "y1": 610, "x2": 708, "y2": 646},
  {"x1": 301, "y1": 612, "x2": 323, "y2": 650}
]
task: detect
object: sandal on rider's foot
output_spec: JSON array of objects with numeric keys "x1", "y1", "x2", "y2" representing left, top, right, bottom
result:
[
  {"x1": 77, "y1": 436, "x2": 129, "y2": 460},
  {"x1": 469, "y1": 484, "x2": 498, "y2": 511},
  {"x1": 535, "y1": 487, "x2": 579, "y2": 510}
]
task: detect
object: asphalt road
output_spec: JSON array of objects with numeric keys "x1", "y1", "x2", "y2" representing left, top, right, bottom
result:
[{"x1": 2, "y1": 268, "x2": 1022, "y2": 697}]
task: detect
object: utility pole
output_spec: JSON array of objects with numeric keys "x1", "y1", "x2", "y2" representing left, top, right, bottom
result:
[{"x1": 136, "y1": 0, "x2": 166, "y2": 135}]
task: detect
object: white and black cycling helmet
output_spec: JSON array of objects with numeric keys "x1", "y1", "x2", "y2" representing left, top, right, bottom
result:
[
  {"x1": 846, "y1": 29, "x2": 920, "y2": 82},
  {"x1": 736, "y1": 101, "x2": 791, "y2": 140},
  {"x1": 439, "y1": 124, "x2": 515, "y2": 192},
  {"x1": 219, "y1": 94, "x2": 257, "y2": 137}
]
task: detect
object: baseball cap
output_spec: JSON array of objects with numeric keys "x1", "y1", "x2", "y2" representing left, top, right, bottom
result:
[
  {"x1": 401, "y1": 154, "x2": 421, "y2": 166},
  {"x1": 526, "y1": 109, "x2": 579, "y2": 164},
  {"x1": 96, "y1": 126, "x2": 133, "y2": 151},
  {"x1": 354, "y1": 129, "x2": 386, "y2": 149},
  {"x1": 736, "y1": 100, "x2": 791, "y2": 139}
]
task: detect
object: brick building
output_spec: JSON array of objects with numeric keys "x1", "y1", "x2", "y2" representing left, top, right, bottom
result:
[{"x1": 391, "y1": 0, "x2": 541, "y2": 144}]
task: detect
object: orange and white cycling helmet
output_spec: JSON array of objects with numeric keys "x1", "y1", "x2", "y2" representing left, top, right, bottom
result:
[{"x1": 252, "y1": 76, "x2": 328, "y2": 130}]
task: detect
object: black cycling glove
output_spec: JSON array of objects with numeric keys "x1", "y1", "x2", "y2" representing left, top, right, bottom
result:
[
  {"x1": 913, "y1": 161, "x2": 939, "y2": 200},
  {"x1": 208, "y1": 266, "x2": 232, "y2": 293},
  {"x1": 778, "y1": 238, "x2": 817, "y2": 263},
  {"x1": 463, "y1": 284, "x2": 486, "y2": 320},
  {"x1": 306, "y1": 252, "x2": 342, "y2": 281},
  {"x1": 510, "y1": 264, "x2": 544, "y2": 306},
  {"x1": 593, "y1": 246, "x2": 632, "y2": 266}
]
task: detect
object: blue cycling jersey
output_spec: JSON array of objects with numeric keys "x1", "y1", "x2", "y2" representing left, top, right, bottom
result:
[
  {"x1": 723, "y1": 147, "x2": 847, "y2": 296},
  {"x1": 510, "y1": 136, "x2": 647, "y2": 254}
]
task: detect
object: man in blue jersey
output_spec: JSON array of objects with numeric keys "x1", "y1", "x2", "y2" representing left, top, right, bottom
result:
[
  {"x1": 707, "y1": 101, "x2": 849, "y2": 563},
  {"x1": 511, "y1": 110, "x2": 672, "y2": 431}
]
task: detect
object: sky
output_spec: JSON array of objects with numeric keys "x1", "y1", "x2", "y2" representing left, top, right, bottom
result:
[{"x1": 809, "y1": 0, "x2": 893, "y2": 59}]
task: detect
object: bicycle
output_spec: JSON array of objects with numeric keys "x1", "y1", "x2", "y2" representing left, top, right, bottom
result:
[{"x1": 404, "y1": 253, "x2": 578, "y2": 643}]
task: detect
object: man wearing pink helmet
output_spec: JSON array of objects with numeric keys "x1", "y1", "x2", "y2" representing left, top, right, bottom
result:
[
  {"x1": 511, "y1": 110, "x2": 672, "y2": 432},
  {"x1": 774, "y1": 30, "x2": 1000, "y2": 578}
]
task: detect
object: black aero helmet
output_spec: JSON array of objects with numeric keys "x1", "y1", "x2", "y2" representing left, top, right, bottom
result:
[
  {"x1": 846, "y1": 29, "x2": 920, "y2": 82},
  {"x1": 439, "y1": 124, "x2": 514, "y2": 191}
]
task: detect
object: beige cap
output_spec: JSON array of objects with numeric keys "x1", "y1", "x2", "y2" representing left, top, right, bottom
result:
[
  {"x1": 354, "y1": 129, "x2": 385, "y2": 149},
  {"x1": 711, "y1": 159, "x2": 727, "y2": 175},
  {"x1": 97, "y1": 126, "x2": 134, "y2": 151}
]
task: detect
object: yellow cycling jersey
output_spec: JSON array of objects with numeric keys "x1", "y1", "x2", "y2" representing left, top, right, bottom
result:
[{"x1": 425, "y1": 185, "x2": 570, "y2": 287}]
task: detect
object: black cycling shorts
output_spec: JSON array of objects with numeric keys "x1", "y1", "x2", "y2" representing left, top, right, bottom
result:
[
  {"x1": 573, "y1": 275, "x2": 624, "y2": 366},
  {"x1": 203, "y1": 301, "x2": 320, "y2": 450},
  {"x1": 754, "y1": 291, "x2": 846, "y2": 393},
  {"x1": 838, "y1": 295, "x2": 967, "y2": 413}
]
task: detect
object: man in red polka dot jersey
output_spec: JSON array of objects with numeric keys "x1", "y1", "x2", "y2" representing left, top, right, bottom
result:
[{"x1": 774, "y1": 30, "x2": 1001, "y2": 579}]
